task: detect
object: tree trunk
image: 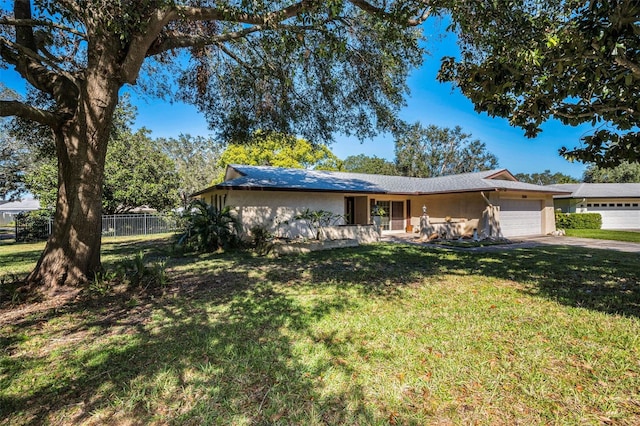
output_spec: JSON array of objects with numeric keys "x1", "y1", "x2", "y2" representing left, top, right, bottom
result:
[{"x1": 26, "y1": 75, "x2": 119, "y2": 291}]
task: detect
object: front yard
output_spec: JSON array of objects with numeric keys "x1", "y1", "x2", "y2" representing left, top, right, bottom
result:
[
  {"x1": 1, "y1": 236, "x2": 639, "y2": 425},
  {"x1": 564, "y1": 229, "x2": 640, "y2": 243}
]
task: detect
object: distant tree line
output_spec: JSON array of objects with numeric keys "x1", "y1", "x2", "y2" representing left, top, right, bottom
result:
[{"x1": 3, "y1": 104, "x2": 637, "y2": 215}]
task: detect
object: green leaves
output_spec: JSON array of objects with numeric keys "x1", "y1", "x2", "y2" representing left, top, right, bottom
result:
[
  {"x1": 104, "y1": 129, "x2": 180, "y2": 214},
  {"x1": 177, "y1": 199, "x2": 241, "y2": 252},
  {"x1": 394, "y1": 123, "x2": 499, "y2": 178},
  {"x1": 216, "y1": 130, "x2": 342, "y2": 182},
  {"x1": 583, "y1": 161, "x2": 640, "y2": 183},
  {"x1": 174, "y1": 1, "x2": 425, "y2": 143},
  {"x1": 441, "y1": 0, "x2": 640, "y2": 165},
  {"x1": 23, "y1": 97, "x2": 180, "y2": 213}
]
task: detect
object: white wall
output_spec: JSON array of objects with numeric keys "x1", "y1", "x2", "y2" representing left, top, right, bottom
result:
[{"x1": 225, "y1": 190, "x2": 346, "y2": 239}]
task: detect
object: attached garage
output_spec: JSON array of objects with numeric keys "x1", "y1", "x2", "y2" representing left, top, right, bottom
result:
[
  {"x1": 499, "y1": 199, "x2": 542, "y2": 237},
  {"x1": 551, "y1": 183, "x2": 640, "y2": 230},
  {"x1": 584, "y1": 202, "x2": 640, "y2": 229}
]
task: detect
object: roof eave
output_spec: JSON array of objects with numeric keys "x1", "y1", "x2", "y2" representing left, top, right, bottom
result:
[{"x1": 194, "y1": 185, "x2": 509, "y2": 196}]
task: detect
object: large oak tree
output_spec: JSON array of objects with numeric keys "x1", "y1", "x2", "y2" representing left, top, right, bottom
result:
[{"x1": 0, "y1": 0, "x2": 432, "y2": 290}]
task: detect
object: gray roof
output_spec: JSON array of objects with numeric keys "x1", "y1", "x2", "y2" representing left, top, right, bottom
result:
[
  {"x1": 550, "y1": 183, "x2": 640, "y2": 199},
  {"x1": 194, "y1": 164, "x2": 566, "y2": 196},
  {"x1": 0, "y1": 198, "x2": 40, "y2": 211}
]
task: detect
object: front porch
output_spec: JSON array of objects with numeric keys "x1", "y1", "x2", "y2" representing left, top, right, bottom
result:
[{"x1": 344, "y1": 192, "x2": 490, "y2": 237}]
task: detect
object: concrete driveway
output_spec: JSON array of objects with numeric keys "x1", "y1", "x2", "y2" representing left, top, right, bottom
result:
[
  {"x1": 381, "y1": 232, "x2": 640, "y2": 254},
  {"x1": 519, "y1": 235, "x2": 640, "y2": 254}
]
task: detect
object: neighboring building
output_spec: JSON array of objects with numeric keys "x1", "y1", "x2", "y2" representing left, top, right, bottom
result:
[
  {"x1": 551, "y1": 183, "x2": 640, "y2": 229},
  {"x1": 194, "y1": 165, "x2": 566, "y2": 239},
  {"x1": 0, "y1": 198, "x2": 41, "y2": 226}
]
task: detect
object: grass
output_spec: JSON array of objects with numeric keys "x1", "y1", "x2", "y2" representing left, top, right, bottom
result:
[
  {"x1": 565, "y1": 229, "x2": 640, "y2": 243},
  {"x1": 1, "y1": 236, "x2": 640, "y2": 424},
  {"x1": 0, "y1": 233, "x2": 175, "y2": 278}
]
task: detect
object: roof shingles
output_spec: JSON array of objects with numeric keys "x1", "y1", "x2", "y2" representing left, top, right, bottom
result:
[
  {"x1": 193, "y1": 165, "x2": 566, "y2": 196},
  {"x1": 550, "y1": 183, "x2": 640, "y2": 198}
]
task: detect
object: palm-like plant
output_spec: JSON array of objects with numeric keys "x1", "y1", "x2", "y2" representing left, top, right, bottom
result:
[
  {"x1": 177, "y1": 200, "x2": 241, "y2": 252},
  {"x1": 293, "y1": 208, "x2": 344, "y2": 240}
]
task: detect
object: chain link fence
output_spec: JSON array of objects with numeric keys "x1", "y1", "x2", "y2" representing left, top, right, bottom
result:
[{"x1": 15, "y1": 212, "x2": 179, "y2": 242}]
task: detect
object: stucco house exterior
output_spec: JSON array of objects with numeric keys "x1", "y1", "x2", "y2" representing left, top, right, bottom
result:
[
  {"x1": 550, "y1": 183, "x2": 640, "y2": 229},
  {"x1": 193, "y1": 164, "x2": 564, "y2": 238},
  {"x1": 194, "y1": 165, "x2": 566, "y2": 240}
]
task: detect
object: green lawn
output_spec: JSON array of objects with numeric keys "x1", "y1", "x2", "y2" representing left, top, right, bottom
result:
[
  {"x1": 1, "y1": 237, "x2": 639, "y2": 425},
  {"x1": 565, "y1": 229, "x2": 640, "y2": 243}
]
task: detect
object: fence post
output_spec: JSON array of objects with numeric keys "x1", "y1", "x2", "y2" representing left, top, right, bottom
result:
[{"x1": 144, "y1": 213, "x2": 147, "y2": 235}]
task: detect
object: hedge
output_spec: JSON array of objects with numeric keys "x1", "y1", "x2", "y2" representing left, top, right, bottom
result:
[
  {"x1": 15, "y1": 210, "x2": 53, "y2": 242},
  {"x1": 555, "y1": 212, "x2": 602, "y2": 229}
]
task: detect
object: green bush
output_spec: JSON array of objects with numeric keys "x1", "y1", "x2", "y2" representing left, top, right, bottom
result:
[
  {"x1": 120, "y1": 251, "x2": 168, "y2": 290},
  {"x1": 293, "y1": 208, "x2": 344, "y2": 240},
  {"x1": 555, "y1": 212, "x2": 602, "y2": 229},
  {"x1": 176, "y1": 200, "x2": 241, "y2": 253},
  {"x1": 15, "y1": 210, "x2": 52, "y2": 242},
  {"x1": 249, "y1": 225, "x2": 274, "y2": 256}
]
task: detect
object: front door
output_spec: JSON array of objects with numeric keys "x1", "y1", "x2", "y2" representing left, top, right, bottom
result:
[
  {"x1": 345, "y1": 197, "x2": 355, "y2": 225},
  {"x1": 391, "y1": 201, "x2": 404, "y2": 230}
]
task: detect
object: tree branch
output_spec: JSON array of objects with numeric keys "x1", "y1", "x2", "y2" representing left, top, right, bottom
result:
[
  {"x1": 14, "y1": 0, "x2": 36, "y2": 51},
  {"x1": 552, "y1": 105, "x2": 636, "y2": 119},
  {"x1": 121, "y1": 8, "x2": 174, "y2": 84},
  {"x1": 216, "y1": 42, "x2": 256, "y2": 75},
  {"x1": 614, "y1": 55, "x2": 640, "y2": 79},
  {"x1": 0, "y1": 100, "x2": 60, "y2": 127},
  {"x1": 175, "y1": 0, "x2": 319, "y2": 26},
  {"x1": 125, "y1": 0, "x2": 426, "y2": 84},
  {"x1": 0, "y1": 36, "x2": 79, "y2": 86},
  {"x1": 349, "y1": 0, "x2": 432, "y2": 26},
  {"x1": 0, "y1": 18, "x2": 86, "y2": 38},
  {"x1": 147, "y1": 25, "x2": 265, "y2": 56},
  {"x1": 55, "y1": 0, "x2": 83, "y2": 17},
  {"x1": 0, "y1": 38, "x2": 79, "y2": 112},
  {"x1": 123, "y1": 0, "x2": 318, "y2": 83}
]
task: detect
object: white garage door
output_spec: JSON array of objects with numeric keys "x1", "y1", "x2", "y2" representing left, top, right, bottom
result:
[
  {"x1": 587, "y1": 203, "x2": 640, "y2": 229},
  {"x1": 499, "y1": 199, "x2": 542, "y2": 237}
]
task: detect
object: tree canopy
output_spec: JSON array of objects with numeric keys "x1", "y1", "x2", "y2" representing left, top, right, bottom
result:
[
  {"x1": 158, "y1": 134, "x2": 224, "y2": 207},
  {"x1": 394, "y1": 123, "x2": 499, "y2": 178},
  {"x1": 341, "y1": 154, "x2": 398, "y2": 175},
  {"x1": 514, "y1": 170, "x2": 579, "y2": 186},
  {"x1": 217, "y1": 131, "x2": 341, "y2": 182},
  {"x1": 25, "y1": 105, "x2": 180, "y2": 214},
  {"x1": 0, "y1": 0, "x2": 433, "y2": 288},
  {"x1": 0, "y1": 125, "x2": 27, "y2": 201},
  {"x1": 583, "y1": 162, "x2": 640, "y2": 183},
  {"x1": 439, "y1": 0, "x2": 640, "y2": 166}
]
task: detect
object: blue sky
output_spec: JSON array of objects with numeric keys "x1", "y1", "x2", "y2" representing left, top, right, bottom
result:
[{"x1": 2, "y1": 23, "x2": 591, "y2": 179}]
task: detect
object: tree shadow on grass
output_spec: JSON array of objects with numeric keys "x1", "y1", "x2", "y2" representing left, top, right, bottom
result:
[
  {"x1": 0, "y1": 264, "x2": 376, "y2": 425},
  {"x1": 461, "y1": 245, "x2": 640, "y2": 317},
  {"x1": 287, "y1": 243, "x2": 640, "y2": 318},
  {"x1": 2, "y1": 241, "x2": 638, "y2": 424},
  {"x1": 213, "y1": 242, "x2": 640, "y2": 318}
]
